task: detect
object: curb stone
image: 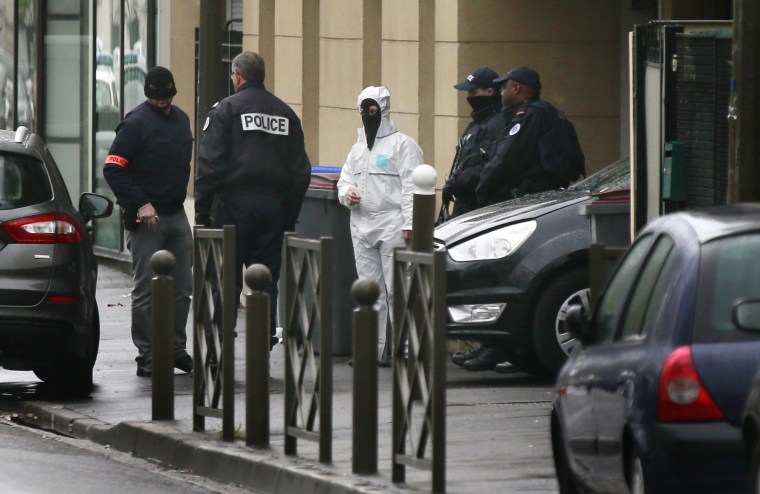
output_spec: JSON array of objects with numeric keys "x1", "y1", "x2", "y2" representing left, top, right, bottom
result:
[{"x1": 2, "y1": 400, "x2": 411, "y2": 494}]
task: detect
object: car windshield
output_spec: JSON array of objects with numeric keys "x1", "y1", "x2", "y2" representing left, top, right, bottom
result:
[
  {"x1": 569, "y1": 157, "x2": 630, "y2": 194},
  {"x1": 693, "y1": 232, "x2": 760, "y2": 343},
  {"x1": 0, "y1": 154, "x2": 53, "y2": 209}
]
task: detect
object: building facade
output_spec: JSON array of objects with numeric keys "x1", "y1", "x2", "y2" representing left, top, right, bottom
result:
[{"x1": 0, "y1": 0, "x2": 730, "y2": 257}]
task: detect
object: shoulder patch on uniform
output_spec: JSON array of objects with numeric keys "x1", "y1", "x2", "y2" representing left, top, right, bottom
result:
[
  {"x1": 240, "y1": 113, "x2": 290, "y2": 135},
  {"x1": 509, "y1": 123, "x2": 521, "y2": 136}
]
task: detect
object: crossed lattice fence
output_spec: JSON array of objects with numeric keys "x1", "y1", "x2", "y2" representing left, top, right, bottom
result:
[
  {"x1": 192, "y1": 225, "x2": 237, "y2": 440},
  {"x1": 393, "y1": 248, "x2": 447, "y2": 493},
  {"x1": 283, "y1": 234, "x2": 334, "y2": 463}
]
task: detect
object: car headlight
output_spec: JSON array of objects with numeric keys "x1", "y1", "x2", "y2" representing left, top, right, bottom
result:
[
  {"x1": 448, "y1": 220, "x2": 537, "y2": 262},
  {"x1": 448, "y1": 303, "x2": 506, "y2": 324}
]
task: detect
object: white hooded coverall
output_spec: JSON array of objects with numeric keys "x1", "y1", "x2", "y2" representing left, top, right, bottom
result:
[{"x1": 337, "y1": 86, "x2": 423, "y2": 359}]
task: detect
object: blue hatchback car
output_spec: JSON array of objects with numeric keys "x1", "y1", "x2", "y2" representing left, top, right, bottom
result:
[{"x1": 551, "y1": 205, "x2": 760, "y2": 494}]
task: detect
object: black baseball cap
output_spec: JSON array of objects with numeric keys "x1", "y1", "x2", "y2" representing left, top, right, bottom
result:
[
  {"x1": 493, "y1": 66, "x2": 542, "y2": 90},
  {"x1": 454, "y1": 67, "x2": 500, "y2": 91}
]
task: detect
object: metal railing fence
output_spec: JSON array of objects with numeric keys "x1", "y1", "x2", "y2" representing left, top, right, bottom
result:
[
  {"x1": 192, "y1": 225, "x2": 236, "y2": 440},
  {"x1": 282, "y1": 234, "x2": 334, "y2": 463}
]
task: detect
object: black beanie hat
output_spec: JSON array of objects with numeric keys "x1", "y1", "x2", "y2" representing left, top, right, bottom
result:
[{"x1": 144, "y1": 66, "x2": 177, "y2": 99}]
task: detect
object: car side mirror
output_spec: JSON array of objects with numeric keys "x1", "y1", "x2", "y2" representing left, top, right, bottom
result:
[
  {"x1": 79, "y1": 192, "x2": 114, "y2": 221},
  {"x1": 734, "y1": 299, "x2": 760, "y2": 332},
  {"x1": 565, "y1": 304, "x2": 593, "y2": 345}
]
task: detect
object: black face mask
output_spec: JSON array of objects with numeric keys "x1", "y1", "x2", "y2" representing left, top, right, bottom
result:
[
  {"x1": 467, "y1": 94, "x2": 499, "y2": 112},
  {"x1": 360, "y1": 99, "x2": 382, "y2": 149}
]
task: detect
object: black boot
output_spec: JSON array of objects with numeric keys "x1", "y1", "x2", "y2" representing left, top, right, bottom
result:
[
  {"x1": 462, "y1": 347, "x2": 505, "y2": 371},
  {"x1": 452, "y1": 346, "x2": 486, "y2": 367}
]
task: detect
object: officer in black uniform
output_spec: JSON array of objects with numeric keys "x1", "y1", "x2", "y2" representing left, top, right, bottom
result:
[
  {"x1": 195, "y1": 51, "x2": 311, "y2": 348},
  {"x1": 467, "y1": 66, "x2": 584, "y2": 374},
  {"x1": 442, "y1": 67, "x2": 506, "y2": 219},
  {"x1": 439, "y1": 67, "x2": 510, "y2": 371},
  {"x1": 477, "y1": 66, "x2": 583, "y2": 207}
]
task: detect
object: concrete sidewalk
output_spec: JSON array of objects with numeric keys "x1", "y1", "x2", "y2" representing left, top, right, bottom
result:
[{"x1": 0, "y1": 260, "x2": 559, "y2": 494}]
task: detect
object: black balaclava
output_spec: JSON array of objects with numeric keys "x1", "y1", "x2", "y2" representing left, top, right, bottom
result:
[
  {"x1": 466, "y1": 93, "x2": 501, "y2": 113},
  {"x1": 144, "y1": 66, "x2": 178, "y2": 99},
  {"x1": 360, "y1": 98, "x2": 382, "y2": 150}
]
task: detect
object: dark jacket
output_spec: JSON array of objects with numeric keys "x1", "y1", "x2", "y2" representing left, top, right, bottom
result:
[
  {"x1": 103, "y1": 101, "x2": 193, "y2": 217},
  {"x1": 476, "y1": 99, "x2": 569, "y2": 206},
  {"x1": 195, "y1": 81, "x2": 311, "y2": 229},
  {"x1": 445, "y1": 100, "x2": 506, "y2": 217}
]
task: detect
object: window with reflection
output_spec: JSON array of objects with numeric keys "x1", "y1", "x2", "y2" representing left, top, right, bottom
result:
[
  {"x1": 93, "y1": 0, "x2": 123, "y2": 250},
  {"x1": 123, "y1": 0, "x2": 147, "y2": 112},
  {"x1": 93, "y1": 0, "x2": 152, "y2": 252},
  {"x1": 617, "y1": 235, "x2": 675, "y2": 341},
  {"x1": 17, "y1": 0, "x2": 36, "y2": 132},
  {"x1": 0, "y1": 154, "x2": 52, "y2": 208},
  {"x1": 591, "y1": 234, "x2": 655, "y2": 345},
  {"x1": 694, "y1": 233, "x2": 760, "y2": 343},
  {"x1": 0, "y1": 1, "x2": 15, "y2": 130}
]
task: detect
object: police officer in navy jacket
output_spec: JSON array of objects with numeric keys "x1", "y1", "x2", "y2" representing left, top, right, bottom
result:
[
  {"x1": 195, "y1": 51, "x2": 311, "y2": 348},
  {"x1": 477, "y1": 66, "x2": 584, "y2": 207}
]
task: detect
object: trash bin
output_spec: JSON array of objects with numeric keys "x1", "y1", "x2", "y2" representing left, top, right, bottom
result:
[
  {"x1": 579, "y1": 188, "x2": 631, "y2": 248},
  {"x1": 579, "y1": 188, "x2": 631, "y2": 307},
  {"x1": 293, "y1": 165, "x2": 357, "y2": 356}
]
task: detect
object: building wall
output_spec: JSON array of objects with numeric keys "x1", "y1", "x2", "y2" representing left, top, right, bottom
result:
[
  {"x1": 450, "y1": 1, "x2": 624, "y2": 176},
  {"x1": 229, "y1": 0, "x2": 642, "y2": 188},
  {"x1": 167, "y1": 0, "x2": 199, "y2": 124}
]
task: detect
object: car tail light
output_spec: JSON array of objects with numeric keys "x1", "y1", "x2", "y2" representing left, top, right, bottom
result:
[
  {"x1": 657, "y1": 346, "x2": 723, "y2": 421},
  {"x1": 0, "y1": 213, "x2": 82, "y2": 244}
]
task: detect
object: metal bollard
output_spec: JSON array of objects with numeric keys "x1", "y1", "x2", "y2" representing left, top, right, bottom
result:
[
  {"x1": 351, "y1": 278, "x2": 380, "y2": 475},
  {"x1": 411, "y1": 164, "x2": 438, "y2": 253},
  {"x1": 151, "y1": 250, "x2": 175, "y2": 421},
  {"x1": 245, "y1": 264, "x2": 272, "y2": 447},
  {"x1": 409, "y1": 164, "x2": 438, "y2": 402}
]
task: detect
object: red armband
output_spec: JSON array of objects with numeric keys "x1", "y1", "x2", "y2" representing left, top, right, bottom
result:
[{"x1": 105, "y1": 154, "x2": 129, "y2": 168}]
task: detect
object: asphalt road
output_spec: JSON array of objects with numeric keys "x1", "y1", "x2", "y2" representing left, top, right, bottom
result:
[{"x1": 0, "y1": 414, "x2": 255, "y2": 493}]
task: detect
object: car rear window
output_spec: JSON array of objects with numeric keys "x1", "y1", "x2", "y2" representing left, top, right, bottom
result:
[
  {"x1": 693, "y1": 233, "x2": 760, "y2": 343},
  {"x1": 0, "y1": 154, "x2": 53, "y2": 209}
]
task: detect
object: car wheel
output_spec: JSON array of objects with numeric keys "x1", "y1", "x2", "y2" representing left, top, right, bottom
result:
[
  {"x1": 627, "y1": 451, "x2": 646, "y2": 494},
  {"x1": 33, "y1": 303, "x2": 99, "y2": 398},
  {"x1": 532, "y1": 267, "x2": 590, "y2": 376},
  {"x1": 34, "y1": 360, "x2": 93, "y2": 398},
  {"x1": 751, "y1": 441, "x2": 760, "y2": 494}
]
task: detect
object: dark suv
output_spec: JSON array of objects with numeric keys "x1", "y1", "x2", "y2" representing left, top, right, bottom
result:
[
  {"x1": 434, "y1": 158, "x2": 630, "y2": 376},
  {"x1": 0, "y1": 127, "x2": 113, "y2": 396}
]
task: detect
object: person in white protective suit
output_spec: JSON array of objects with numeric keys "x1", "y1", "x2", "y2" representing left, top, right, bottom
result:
[{"x1": 337, "y1": 86, "x2": 423, "y2": 365}]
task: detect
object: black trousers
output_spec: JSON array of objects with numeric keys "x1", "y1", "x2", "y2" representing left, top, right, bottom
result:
[{"x1": 215, "y1": 193, "x2": 284, "y2": 337}]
